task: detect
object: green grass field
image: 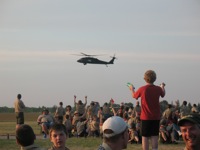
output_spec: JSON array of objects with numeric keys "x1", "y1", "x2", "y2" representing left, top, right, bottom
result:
[{"x1": 0, "y1": 113, "x2": 185, "y2": 150}]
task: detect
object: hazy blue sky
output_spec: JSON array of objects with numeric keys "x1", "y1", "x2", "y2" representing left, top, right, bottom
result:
[{"x1": 0, "y1": 0, "x2": 200, "y2": 107}]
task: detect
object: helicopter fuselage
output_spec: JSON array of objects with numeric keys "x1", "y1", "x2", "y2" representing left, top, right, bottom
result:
[{"x1": 77, "y1": 57, "x2": 115, "y2": 65}]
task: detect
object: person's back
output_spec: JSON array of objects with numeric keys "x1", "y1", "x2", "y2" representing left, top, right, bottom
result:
[
  {"x1": 137, "y1": 84, "x2": 164, "y2": 120},
  {"x1": 128, "y1": 70, "x2": 166, "y2": 150}
]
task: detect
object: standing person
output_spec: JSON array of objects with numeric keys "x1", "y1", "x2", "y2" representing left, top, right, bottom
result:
[
  {"x1": 14, "y1": 94, "x2": 26, "y2": 129},
  {"x1": 54, "y1": 102, "x2": 65, "y2": 123},
  {"x1": 97, "y1": 116, "x2": 129, "y2": 150},
  {"x1": 48, "y1": 123, "x2": 70, "y2": 150},
  {"x1": 133, "y1": 101, "x2": 141, "y2": 118},
  {"x1": 65, "y1": 105, "x2": 73, "y2": 122},
  {"x1": 16, "y1": 124, "x2": 46, "y2": 150},
  {"x1": 178, "y1": 114, "x2": 200, "y2": 150},
  {"x1": 74, "y1": 95, "x2": 87, "y2": 116},
  {"x1": 180, "y1": 101, "x2": 190, "y2": 118},
  {"x1": 128, "y1": 70, "x2": 166, "y2": 150}
]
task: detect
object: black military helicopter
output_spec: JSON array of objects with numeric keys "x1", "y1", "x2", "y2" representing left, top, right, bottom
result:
[{"x1": 74, "y1": 53, "x2": 116, "y2": 66}]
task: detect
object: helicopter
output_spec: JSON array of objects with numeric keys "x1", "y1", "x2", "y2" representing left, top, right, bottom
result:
[{"x1": 74, "y1": 53, "x2": 116, "y2": 66}]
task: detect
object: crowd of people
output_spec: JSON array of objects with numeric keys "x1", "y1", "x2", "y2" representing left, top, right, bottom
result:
[{"x1": 14, "y1": 70, "x2": 200, "y2": 150}]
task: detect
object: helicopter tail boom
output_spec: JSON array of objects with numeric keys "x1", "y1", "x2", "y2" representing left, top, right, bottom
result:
[{"x1": 108, "y1": 56, "x2": 116, "y2": 64}]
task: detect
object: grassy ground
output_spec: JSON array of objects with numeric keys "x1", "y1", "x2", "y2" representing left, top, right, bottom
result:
[
  {"x1": 0, "y1": 137, "x2": 185, "y2": 150},
  {"x1": 0, "y1": 113, "x2": 185, "y2": 150}
]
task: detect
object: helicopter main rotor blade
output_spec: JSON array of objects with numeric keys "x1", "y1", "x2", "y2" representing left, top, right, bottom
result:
[
  {"x1": 80, "y1": 52, "x2": 99, "y2": 57},
  {"x1": 80, "y1": 52, "x2": 106, "y2": 57}
]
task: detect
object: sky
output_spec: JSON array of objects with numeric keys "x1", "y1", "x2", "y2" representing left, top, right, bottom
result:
[{"x1": 0, "y1": 0, "x2": 200, "y2": 108}]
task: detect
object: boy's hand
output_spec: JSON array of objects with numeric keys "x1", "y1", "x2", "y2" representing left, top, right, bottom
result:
[{"x1": 160, "y1": 83, "x2": 166, "y2": 88}]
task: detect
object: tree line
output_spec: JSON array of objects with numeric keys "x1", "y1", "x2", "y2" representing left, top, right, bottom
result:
[{"x1": 0, "y1": 100, "x2": 199, "y2": 113}]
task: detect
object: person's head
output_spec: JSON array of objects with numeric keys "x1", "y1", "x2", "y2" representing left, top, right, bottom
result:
[
  {"x1": 65, "y1": 114, "x2": 70, "y2": 120},
  {"x1": 66, "y1": 105, "x2": 71, "y2": 111},
  {"x1": 178, "y1": 114, "x2": 200, "y2": 149},
  {"x1": 93, "y1": 115, "x2": 98, "y2": 121},
  {"x1": 59, "y1": 102, "x2": 63, "y2": 106},
  {"x1": 42, "y1": 108, "x2": 48, "y2": 115},
  {"x1": 17, "y1": 94, "x2": 22, "y2": 100},
  {"x1": 16, "y1": 124, "x2": 35, "y2": 147},
  {"x1": 136, "y1": 101, "x2": 139, "y2": 106},
  {"x1": 90, "y1": 101, "x2": 95, "y2": 106},
  {"x1": 102, "y1": 116, "x2": 129, "y2": 149},
  {"x1": 78, "y1": 100, "x2": 82, "y2": 104},
  {"x1": 49, "y1": 123, "x2": 67, "y2": 149},
  {"x1": 74, "y1": 111, "x2": 79, "y2": 116},
  {"x1": 144, "y1": 70, "x2": 156, "y2": 84},
  {"x1": 183, "y1": 101, "x2": 187, "y2": 106},
  {"x1": 168, "y1": 104, "x2": 172, "y2": 109}
]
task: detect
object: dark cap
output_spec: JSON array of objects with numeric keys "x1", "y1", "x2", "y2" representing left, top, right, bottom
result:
[
  {"x1": 178, "y1": 114, "x2": 200, "y2": 126},
  {"x1": 42, "y1": 108, "x2": 48, "y2": 112}
]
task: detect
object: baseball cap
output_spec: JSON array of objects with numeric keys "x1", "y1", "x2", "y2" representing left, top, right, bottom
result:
[
  {"x1": 178, "y1": 114, "x2": 200, "y2": 126},
  {"x1": 103, "y1": 116, "x2": 127, "y2": 138}
]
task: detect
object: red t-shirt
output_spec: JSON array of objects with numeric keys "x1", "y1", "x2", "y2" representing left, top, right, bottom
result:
[{"x1": 134, "y1": 84, "x2": 165, "y2": 120}]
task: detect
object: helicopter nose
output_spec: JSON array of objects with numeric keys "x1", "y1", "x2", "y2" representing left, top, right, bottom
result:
[{"x1": 77, "y1": 59, "x2": 81, "y2": 63}]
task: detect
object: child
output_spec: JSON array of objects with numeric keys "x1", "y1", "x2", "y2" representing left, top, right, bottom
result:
[
  {"x1": 48, "y1": 123, "x2": 69, "y2": 150},
  {"x1": 128, "y1": 124, "x2": 139, "y2": 144},
  {"x1": 128, "y1": 70, "x2": 166, "y2": 150},
  {"x1": 76, "y1": 118, "x2": 89, "y2": 137},
  {"x1": 159, "y1": 119, "x2": 170, "y2": 143},
  {"x1": 64, "y1": 114, "x2": 72, "y2": 138},
  {"x1": 89, "y1": 115, "x2": 100, "y2": 137}
]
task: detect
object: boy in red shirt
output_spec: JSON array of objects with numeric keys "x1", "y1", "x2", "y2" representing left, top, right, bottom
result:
[{"x1": 129, "y1": 70, "x2": 165, "y2": 150}]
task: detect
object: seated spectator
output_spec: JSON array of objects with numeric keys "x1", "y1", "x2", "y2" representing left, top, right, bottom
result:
[
  {"x1": 97, "y1": 116, "x2": 129, "y2": 150},
  {"x1": 159, "y1": 119, "x2": 170, "y2": 144},
  {"x1": 37, "y1": 109, "x2": 55, "y2": 138},
  {"x1": 16, "y1": 124, "x2": 46, "y2": 150},
  {"x1": 89, "y1": 115, "x2": 100, "y2": 137},
  {"x1": 191, "y1": 104, "x2": 199, "y2": 113},
  {"x1": 48, "y1": 123, "x2": 70, "y2": 150},
  {"x1": 178, "y1": 114, "x2": 200, "y2": 150},
  {"x1": 76, "y1": 118, "x2": 89, "y2": 137},
  {"x1": 128, "y1": 123, "x2": 140, "y2": 144}
]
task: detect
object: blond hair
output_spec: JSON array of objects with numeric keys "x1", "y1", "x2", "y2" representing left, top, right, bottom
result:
[{"x1": 144, "y1": 70, "x2": 156, "y2": 83}]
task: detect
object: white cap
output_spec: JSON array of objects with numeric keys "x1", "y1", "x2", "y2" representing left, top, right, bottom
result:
[{"x1": 102, "y1": 116, "x2": 127, "y2": 138}]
